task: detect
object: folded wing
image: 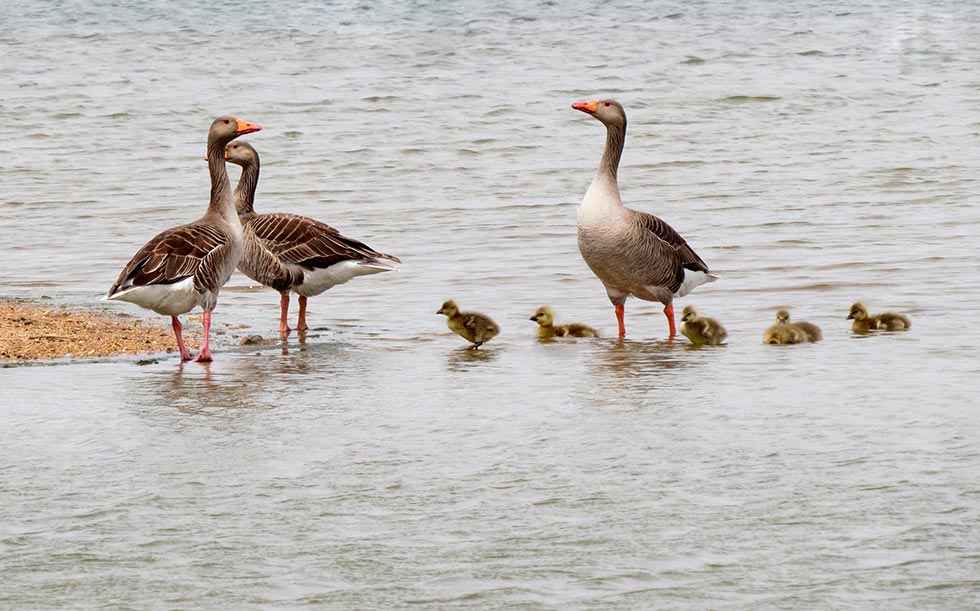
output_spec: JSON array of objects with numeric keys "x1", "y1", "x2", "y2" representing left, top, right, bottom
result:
[
  {"x1": 248, "y1": 213, "x2": 399, "y2": 270},
  {"x1": 108, "y1": 223, "x2": 228, "y2": 296}
]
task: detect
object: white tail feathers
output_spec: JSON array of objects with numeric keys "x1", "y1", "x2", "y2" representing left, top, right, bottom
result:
[
  {"x1": 676, "y1": 269, "x2": 717, "y2": 298},
  {"x1": 358, "y1": 257, "x2": 400, "y2": 272}
]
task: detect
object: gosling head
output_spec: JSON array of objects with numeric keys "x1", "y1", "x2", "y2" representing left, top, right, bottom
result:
[
  {"x1": 571, "y1": 98, "x2": 627, "y2": 129},
  {"x1": 847, "y1": 302, "x2": 869, "y2": 321},
  {"x1": 224, "y1": 140, "x2": 259, "y2": 167},
  {"x1": 529, "y1": 306, "x2": 555, "y2": 326},
  {"x1": 776, "y1": 309, "x2": 791, "y2": 323},
  {"x1": 436, "y1": 299, "x2": 458, "y2": 317},
  {"x1": 681, "y1": 305, "x2": 699, "y2": 323}
]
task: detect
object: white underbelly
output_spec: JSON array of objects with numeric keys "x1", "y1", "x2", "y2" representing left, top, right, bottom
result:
[
  {"x1": 107, "y1": 277, "x2": 198, "y2": 316},
  {"x1": 293, "y1": 261, "x2": 389, "y2": 297}
]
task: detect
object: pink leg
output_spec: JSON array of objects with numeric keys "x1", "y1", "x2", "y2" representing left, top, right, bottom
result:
[
  {"x1": 615, "y1": 303, "x2": 626, "y2": 339},
  {"x1": 664, "y1": 303, "x2": 677, "y2": 338},
  {"x1": 171, "y1": 316, "x2": 193, "y2": 361},
  {"x1": 297, "y1": 295, "x2": 309, "y2": 332},
  {"x1": 195, "y1": 310, "x2": 213, "y2": 362},
  {"x1": 279, "y1": 292, "x2": 291, "y2": 337}
]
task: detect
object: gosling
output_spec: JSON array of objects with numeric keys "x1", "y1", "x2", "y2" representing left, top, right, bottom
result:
[
  {"x1": 782, "y1": 310, "x2": 823, "y2": 342},
  {"x1": 680, "y1": 305, "x2": 727, "y2": 346},
  {"x1": 847, "y1": 302, "x2": 911, "y2": 333},
  {"x1": 763, "y1": 309, "x2": 808, "y2": 345},
  {"x1": 436, "y1": 299, "x2": 500, "y2": 349},
  {"x1": 529, "y1": 306, "x2": 599, "y2": 339}
]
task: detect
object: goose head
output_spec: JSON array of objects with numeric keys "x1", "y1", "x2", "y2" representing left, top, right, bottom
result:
[
  {"x1": 224, "y1": 140, "x2": 258, "y2": 167},
  {"x1": 571, "y1": 98, "x2": 626, "y2": 128},
  {"x1": 847, "y1": 302, "x2": 869, "y2": 321},
  {"x1": 681, "y1": 305, "x2": 699, "y2": 323},
  {"x1": 776, "y1": 309, "x2": 791, "y2": 324},
  {"x1": 437, "y1": 300, "x2": 459, "y2": 317},
  {"x1": 209, "y1": 116, "x2": 262, "y2": 145},
  {"x1": 529, "y1": 306, "x2": 555, "y2": 326}
]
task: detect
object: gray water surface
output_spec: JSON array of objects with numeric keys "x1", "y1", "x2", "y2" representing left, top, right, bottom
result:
[{"x1": 2, "y1": 1, "x2": 979, "y2": 608}]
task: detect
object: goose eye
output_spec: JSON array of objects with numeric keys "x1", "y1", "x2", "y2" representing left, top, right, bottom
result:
[{"x1": 604, "y1": 102, "x2": 611, "y2": 107}]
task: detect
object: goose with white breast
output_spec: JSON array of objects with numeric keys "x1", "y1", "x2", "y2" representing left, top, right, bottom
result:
[{"x1": 572, "y1": 98, "x2": 717, "y2": 339}]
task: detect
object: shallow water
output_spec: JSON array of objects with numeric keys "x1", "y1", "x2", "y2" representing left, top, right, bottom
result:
[{"x1": 2, "y1": 1, "x2": 979, "y2": 607}]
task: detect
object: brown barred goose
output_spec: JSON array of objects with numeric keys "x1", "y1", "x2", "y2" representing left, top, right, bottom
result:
[
  {"x1": 572, "y1": 99, "x2": 717, "y2": 339},
  {"x1": 224, "y1": 141, "x2": 400, "y2": 336},
  {"x1": 106, "y1": 116, "x2": 262, "y2": 362}
]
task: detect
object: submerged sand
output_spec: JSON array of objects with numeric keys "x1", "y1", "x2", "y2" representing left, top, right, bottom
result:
[{"x1": 0, "y1": 299, "x2": 196, "y2": 361}]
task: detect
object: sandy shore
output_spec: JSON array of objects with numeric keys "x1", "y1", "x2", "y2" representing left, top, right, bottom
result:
[{"x1": 0, "y1": 299, "x2": 197, "y2": 362}]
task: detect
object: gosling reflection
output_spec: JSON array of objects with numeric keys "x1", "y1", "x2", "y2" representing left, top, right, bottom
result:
[{"x1": 446, "y1": 345, "x2": 499, "y2": 372}]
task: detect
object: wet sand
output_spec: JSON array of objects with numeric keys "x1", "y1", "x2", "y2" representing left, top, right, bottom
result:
[{"x1": 0, "y1": 299, "x2": 194, "y2": 362}]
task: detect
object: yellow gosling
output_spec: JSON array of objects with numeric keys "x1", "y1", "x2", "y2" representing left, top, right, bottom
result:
[
  {"x1": 763, "y1": 309, "x2": 808, "y2": 345},
  {"x1": 529, "y1": 306, "x2": 599, "y2": 339},
  {"x1": 848, "y1": 302, "x2": 910, "y2": 332},
  {"x1": 679, "y1": 305, "x2": 727, "y2": 346},
  {"x1": 437, "y1": 299, "x2": 500, "y2": 349}
]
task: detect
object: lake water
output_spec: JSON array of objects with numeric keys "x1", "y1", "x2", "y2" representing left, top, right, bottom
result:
[{"x1": 2, "y1": 1, "x2": 979, "y2": 607}]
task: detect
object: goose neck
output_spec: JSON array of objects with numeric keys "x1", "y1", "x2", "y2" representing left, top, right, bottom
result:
[
  {"x1": 598, "y1": 122, "x2": 626, "y2": 181},
  {"x1": 234, "y1": 158, "x2": 259, "y2": 219},
  {"x1": 205, "y1": 139, "x2": 238, "y2": 227}
]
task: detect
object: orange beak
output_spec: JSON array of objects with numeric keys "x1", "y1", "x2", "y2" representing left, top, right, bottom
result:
[
  {"x1": 572, "y1": 100, "x2": 599, "y2": 114},
  {"x1": 234, "y1": 119, "x2": 262, "y2": 135}
]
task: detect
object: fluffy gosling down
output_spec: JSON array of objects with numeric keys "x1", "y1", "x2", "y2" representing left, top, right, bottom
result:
[
  {"x1": 763, "y1": 309, "x2": 821, "y2": 345},
  {"x1": 785, "y1": 311, "x2": 823, "y2": 342},
  {"x1": 847, "y1": 302, "x2": 911, "y2": 333},
  {"x1": 529, "y1": 306, "x2": 599, "y2": 339},
  {"x1": 437, "y1": 299, "x2": 500, "y2": 349},
  {"x1": 679, "y1": 305, "x2": 727, "y2": 346}
]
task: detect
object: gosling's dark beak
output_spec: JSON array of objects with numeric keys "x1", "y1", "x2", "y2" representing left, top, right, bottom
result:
[
  {"x1": 846, "y1": 314, "x2": 854, "y2": 319},
  {"x1": 529, "y1": 315, "x2": 538, "y2": 321}
]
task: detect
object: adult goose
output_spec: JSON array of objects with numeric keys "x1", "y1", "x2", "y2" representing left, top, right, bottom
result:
[
  {"x1": 224, "y1": 141, "x2": 400, "y2": 336},
  {"x1": 106, "y1": 116, "x2": 262, "y2": 362},
  {"x1": 572, "y1": 99, "x2": 716, "y2": 339}
]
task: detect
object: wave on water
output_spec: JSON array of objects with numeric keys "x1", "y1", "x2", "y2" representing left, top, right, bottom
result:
[{"x1": 718, "y1": 95, "x2": 783, "y2": 103}]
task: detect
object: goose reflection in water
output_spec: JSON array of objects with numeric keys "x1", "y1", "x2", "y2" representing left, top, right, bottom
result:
[
  {"x1": 155, "y1": 362, "x2": 266, "y2": 415},
  {"x1": 590, "y1": 338, "x2": 690, "y2": 387},
  {"x1": 126, "y1": 342, "x2": 353, "y2": 416}
]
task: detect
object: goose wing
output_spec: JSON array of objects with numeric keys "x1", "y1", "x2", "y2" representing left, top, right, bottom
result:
[
  {"x1": 635, "y1": 211, "x2": 710, "y2": 273},
  {"x1": 249, "y1": 213, "x2": 398, "y2": 270},
  {"x1": 109, "y1": 223, "x2": 228, "y2": 296}
]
